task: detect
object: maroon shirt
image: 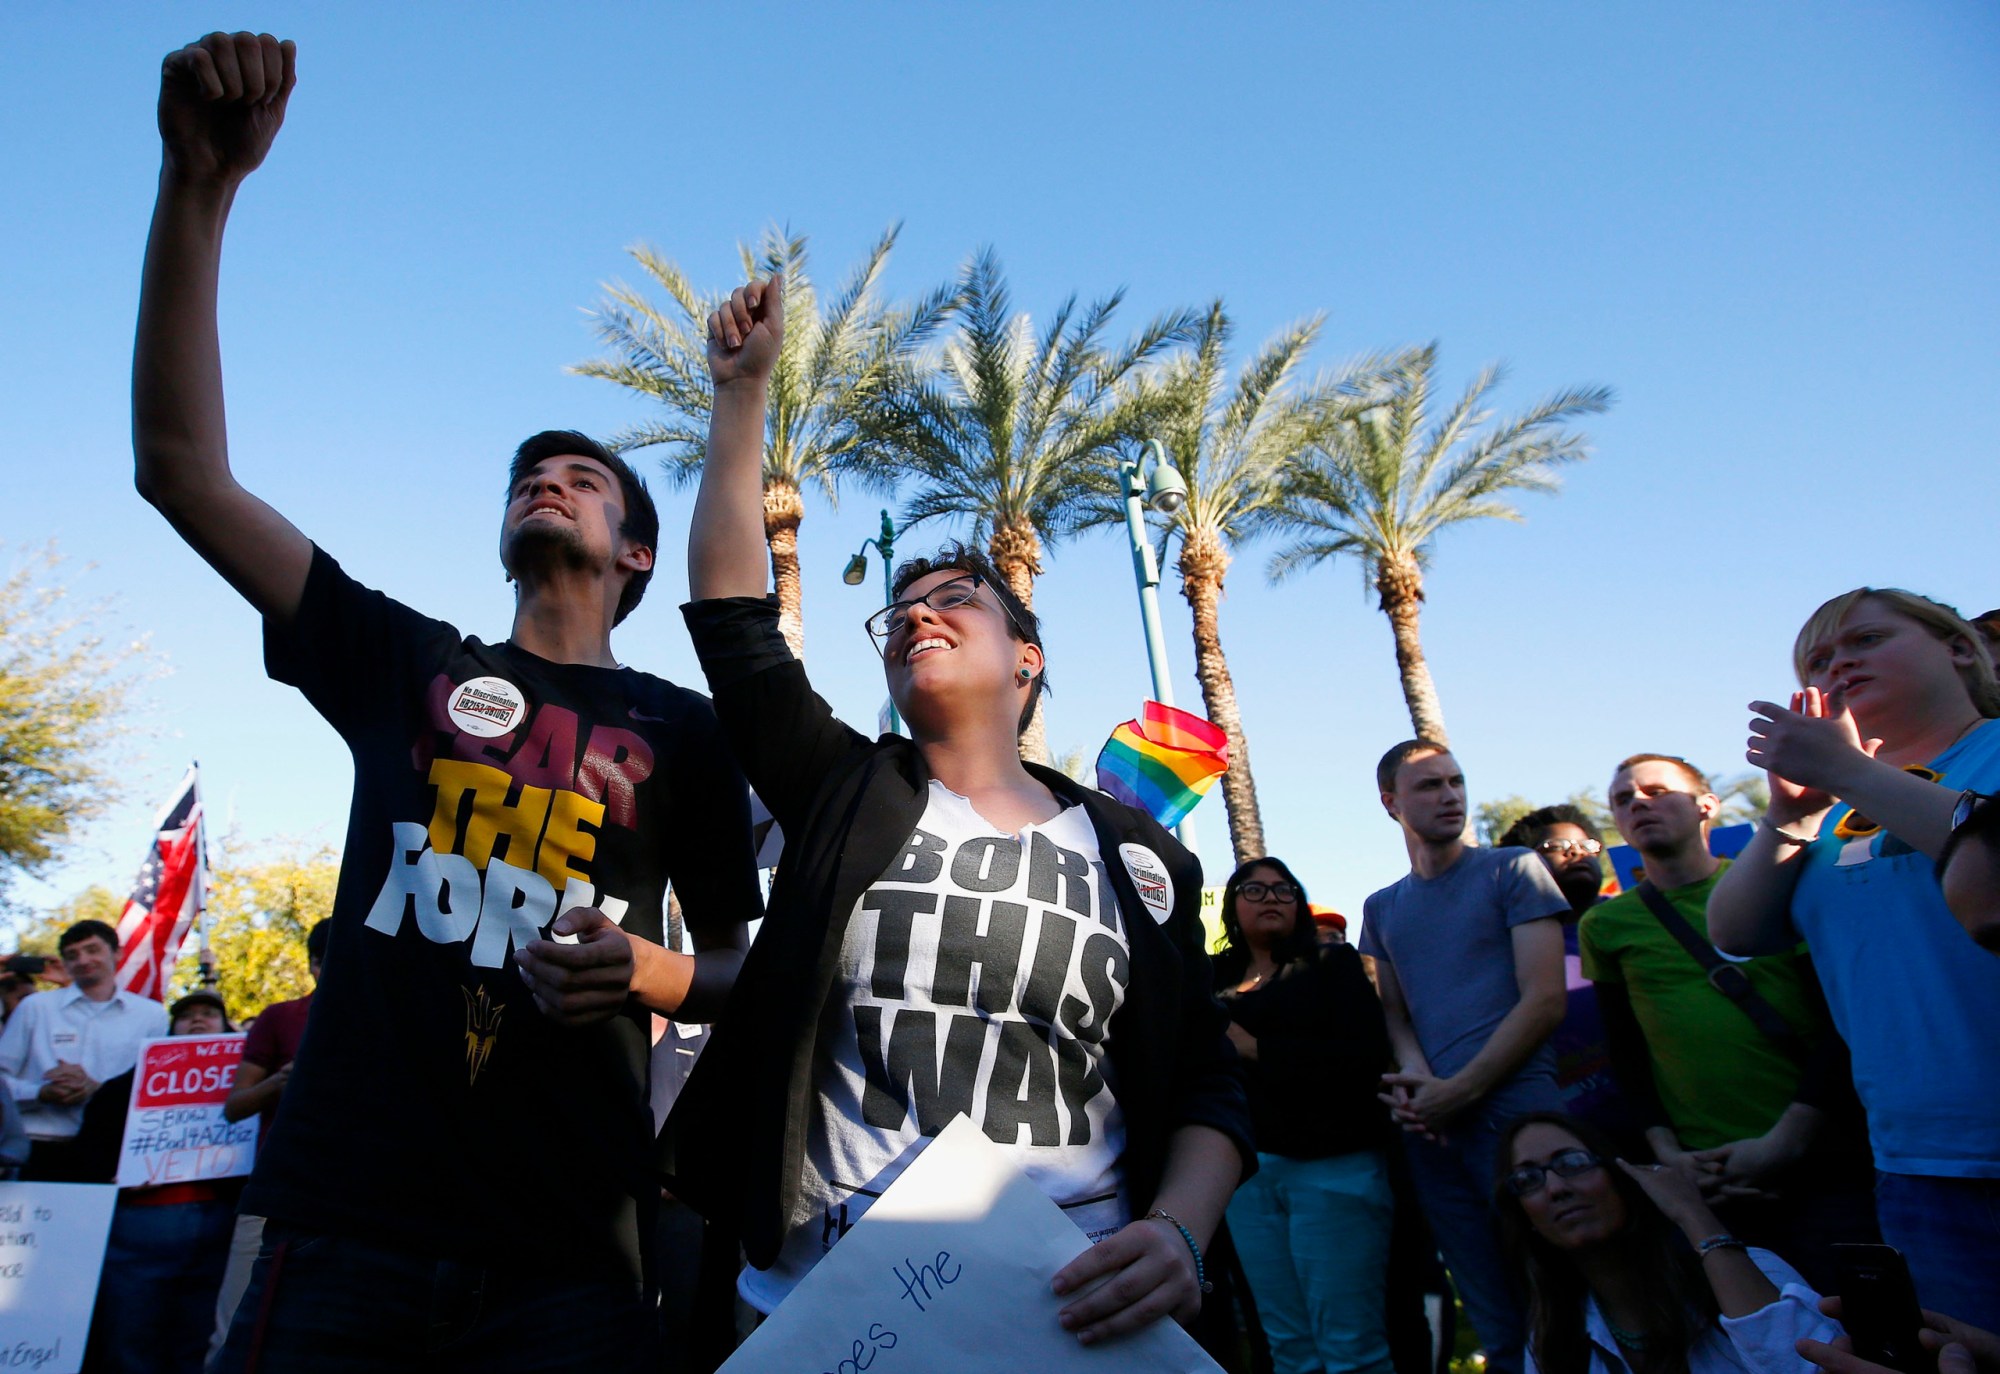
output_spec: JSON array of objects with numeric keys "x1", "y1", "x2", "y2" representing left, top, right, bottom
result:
[{"x1": 243, "y1": 992, "x2": 312, "y2": 1143}]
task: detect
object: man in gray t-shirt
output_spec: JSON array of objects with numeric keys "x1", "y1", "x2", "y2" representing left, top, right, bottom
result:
[{"x1": 1359, "y1": 741, "x2": 1568, "y2": 1374}]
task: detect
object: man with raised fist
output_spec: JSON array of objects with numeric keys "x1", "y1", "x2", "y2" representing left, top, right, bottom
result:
[{"x1": 134, "y1": 32, "x2": 761, "y2": 1371}]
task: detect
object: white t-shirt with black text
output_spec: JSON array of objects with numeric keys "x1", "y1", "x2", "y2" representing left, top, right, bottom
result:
[{"x1": 741, "y1": 782, "x2": 1134, "y2": 1312}]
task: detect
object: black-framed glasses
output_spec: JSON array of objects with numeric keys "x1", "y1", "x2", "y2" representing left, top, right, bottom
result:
[
  {"x1": 1237, "y1": 881, "x2": 1299, "y2": 902},
  {"x1": 1537, "y1": 838, "x2": 1603, "y2": 858},
  {"x1": 1503, "y1": 1147, "x2": 1603, "y2": 1197},
  {"x1": 864, "y1": 573, "x2": 1026, "y2": 654}
]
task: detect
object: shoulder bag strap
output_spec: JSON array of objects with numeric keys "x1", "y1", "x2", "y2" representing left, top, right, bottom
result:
[{"x1": 1633, "y1": 881, "x2": 1811, "y2": 1063}]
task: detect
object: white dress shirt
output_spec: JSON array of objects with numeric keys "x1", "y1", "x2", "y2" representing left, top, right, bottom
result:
[
  {"x1": 0, "y1": 985, "x2": 169, "y2": 1139},
  {"x1": 1528, "y1": 1249, "x2": 1841, "y2": 1374}
]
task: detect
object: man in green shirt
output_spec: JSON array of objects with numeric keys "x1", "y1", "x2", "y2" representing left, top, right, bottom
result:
[{"x1": 1581, "y1": 753, "x2": 1875, "y2": 1291}]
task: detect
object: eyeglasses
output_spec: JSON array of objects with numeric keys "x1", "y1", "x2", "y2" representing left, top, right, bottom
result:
[
  {"x1": 1537, "y1": 838, "x2": 1603, "y2": 858},
  {"x1": 1237, "y1": 881, "x2": 1299, "y2": 902},
  {"x1": 1503, "y1": 1147, "x2": 1603, "y2": 1197},
  {"x1": 1835, "y1": 765, "x2": 1941, "y2": 841},
  {"x1": 864, "y1": 573, "x2": 1029, "y2": 655}
]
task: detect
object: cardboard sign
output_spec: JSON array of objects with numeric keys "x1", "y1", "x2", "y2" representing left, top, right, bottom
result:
[
  {"x1": 721, "y1": 1114, "x2": 1221, "y2": 1373},
  {"x1": 0, "y1": 1181, "x2": 118, "y2": 1373},
  {"x1": 115, "y1": 1034, "x2": 256, "y2": 1189}
]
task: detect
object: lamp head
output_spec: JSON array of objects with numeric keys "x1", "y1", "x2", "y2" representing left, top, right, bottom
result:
[{"x1": 842, "y1": 554, "x2": 870, "y2": 586}]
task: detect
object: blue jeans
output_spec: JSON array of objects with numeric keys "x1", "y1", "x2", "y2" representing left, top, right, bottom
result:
[
  {"x1": 1227, "y1": 1150, "x2": 1396, "y2": 1374},
  {"x1": 1399, "y1": 1077, "x2": 1559, "y2": 1374},
  {"x1": 1875, "y1": 1172, "x2": 2000, "y2": 1332},
  {"x1": 86, "y1": 1194, "x2": 235, "y2": 1374},
  {"x1": 212, "y1": 1223, "x2": 655, "y2": 1373}
]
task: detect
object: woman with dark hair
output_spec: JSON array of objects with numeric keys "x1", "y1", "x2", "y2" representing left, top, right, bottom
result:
[
  {"x1": 1497, "y1": 1111, "x2": 1837, "y2": 1374},
  {"x1": 1216, "y1": 856, "x2": 1397, "y2": 1374},
  {"x1": 667, "y1": 275, "x2": 1253, "y2": 1350}
]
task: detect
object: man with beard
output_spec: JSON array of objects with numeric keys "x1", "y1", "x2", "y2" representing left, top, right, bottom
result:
[
  {"x1": 1361, "y1": 741, "x2": 1569, "y2": 1374},
  {"x1": 1499, "y1": 805, "x2": 1638, "y2": 1150},
  {"x1": 132, "y1": 32, "x2": 760, "y2": 1371},
  {"x1": 1581, "y1": 753, "x2": 1875, "y2": 1291}
]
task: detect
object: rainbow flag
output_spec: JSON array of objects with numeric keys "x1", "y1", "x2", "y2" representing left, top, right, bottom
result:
[{"x1": 1095, "y1": 701, "x2": 1230, "y2": 829}]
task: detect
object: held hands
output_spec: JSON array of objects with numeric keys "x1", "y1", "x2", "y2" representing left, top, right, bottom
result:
[
  {"x1": 1692, "y1": 1128, "x2": 1803, "y2": 1200},
  {"x1": 1051, "y1": 1215, "x2": 1201, "y2": 1346},
  {"x1": 159, "y1": 33, "x2": 297, "y2": 185},
  {"x1": 515, "y1": 909, "x2": 635, "y2": 1025},
  {"x1": 1377, "y1": 1070, "x2": 1472, "y2": 1138},
  {"x1": 1648, "y1": 1132, "x2": 1722, "y2": 1199},
  {"x1": 707, "y1": 277, "x2": 785, "y2": 388},
  {"x1": 1748, "y1": 688, "x2": 1881, "y2": 826},
  {"x1": 39, "y1": 1061, "x2": 96, "y2": 1106}
]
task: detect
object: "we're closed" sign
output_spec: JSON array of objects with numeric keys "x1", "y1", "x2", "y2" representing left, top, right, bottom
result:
[{"x1": 115, "y1": 1035, "x2": 258, "y2": 1189}]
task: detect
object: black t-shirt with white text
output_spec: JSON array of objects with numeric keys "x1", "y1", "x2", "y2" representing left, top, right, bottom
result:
[{"x1": 246, "y1": 549, "x2": 758, "y2": 1277}]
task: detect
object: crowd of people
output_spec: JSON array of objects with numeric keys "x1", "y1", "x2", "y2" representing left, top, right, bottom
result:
[{"x1": 5, "y1": 26, "x2": 1997, "y2": 1374}]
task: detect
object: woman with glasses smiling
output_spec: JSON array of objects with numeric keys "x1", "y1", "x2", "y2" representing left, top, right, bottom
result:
[
  {"x1": 1214, "y1": 856, "x2": 1399, "y2": 1374},
  {"x1": 1496, "y1": 1112, "x2": 1838, "y2": 1374},
  {"x1": 664, "y1": 275, "x2": 1253, "y2": 1353}
]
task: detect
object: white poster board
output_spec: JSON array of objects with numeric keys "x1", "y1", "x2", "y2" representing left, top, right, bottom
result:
[
  {"x1": 721, "y1": 1114, "x2": 1221, "y2": 1373},
  {"x1": 0, "y1": 1181, "x2": 119, "y2": 1373},
  {"x1": 116, "y1": 1034, "x2": 256, "y2": 1188}
]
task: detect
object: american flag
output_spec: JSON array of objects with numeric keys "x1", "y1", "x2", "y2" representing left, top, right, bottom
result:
[{"x1": 114, "y1": 765, "x2": 207, "y2": 1000}]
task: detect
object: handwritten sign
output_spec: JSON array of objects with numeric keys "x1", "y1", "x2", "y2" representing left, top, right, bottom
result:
[
  {"x1": 0, "y1": 1181, "x2": 118, "y2": 1373},
  {"x1": 720, "y1": 1115, "x2": 1221, "y2": 1373},
  {"x1": 115, "y1": 1035, "x2": 256, "y2": 1189}
]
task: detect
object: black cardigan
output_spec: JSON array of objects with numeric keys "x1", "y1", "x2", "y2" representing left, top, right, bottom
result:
[{"x1": 660, "y1": 596, "x2": 1255, "y2": 1269}]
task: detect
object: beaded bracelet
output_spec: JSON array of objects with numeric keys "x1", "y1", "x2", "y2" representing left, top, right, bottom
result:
[
  {"x1": 1695, "y1": 1233, "x2": 1747, "y2": 1256},
  {"x1": 1147, "y1": 1209, "x2": 1214, "y2": 1294}
]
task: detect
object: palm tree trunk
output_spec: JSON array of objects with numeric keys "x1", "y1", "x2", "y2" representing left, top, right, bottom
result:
[
  {"x1": 764, "y1": 479, "x2": 806, "y2": 660},
  {"x1": 1377, "y1": 555, "x2": 1449, "y2": 745},
  {"x1": 988, "y1": 518, "x2": 1050, "y2": 764},
  {"x1": 1179, "y1": 527, "x2": 1264, "y2": 864}
]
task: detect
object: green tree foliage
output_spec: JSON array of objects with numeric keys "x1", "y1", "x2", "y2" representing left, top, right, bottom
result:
[
  {"x1": 168, "y1": 840, "x2": 337, "y2": 1019},
  {"x1": 1270, "y1": 347, "x2": 1611, "y2": 744},
  {"x1": 0, "y1": 546, "x2": 145, "y2": 912}
]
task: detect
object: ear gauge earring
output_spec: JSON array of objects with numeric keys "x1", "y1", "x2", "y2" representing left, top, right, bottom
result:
[{"x1": 1018, "y1": 667, "x2": 1033, "y2": 681}]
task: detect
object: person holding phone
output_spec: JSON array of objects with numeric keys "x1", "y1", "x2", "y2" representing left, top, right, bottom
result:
[{"x1": 1497, "y1": 1111, "x2": 1839, "y2": 1374}]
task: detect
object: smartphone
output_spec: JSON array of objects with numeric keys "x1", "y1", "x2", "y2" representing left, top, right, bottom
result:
[
  {"x1": 1834, "y1": 1243, "x2": 1929, "y2": 1374},
  {"x1": 2, "y1": 955, "x2": 48, "y2": 977}
]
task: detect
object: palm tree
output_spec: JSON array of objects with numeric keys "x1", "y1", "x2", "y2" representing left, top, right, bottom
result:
[
  {"x1": 1090, "y1": 302, "x2": 1368, "y2": 863},
  {"x1": 864, "y1": 248, "x2": 1193, "y2": 762},
  {"x1": 571, "y1": 225, "x2": 952, "y2": 658},
  {"x1": 1269, "y1": 345, "x2": 1612, "y2": 744}
]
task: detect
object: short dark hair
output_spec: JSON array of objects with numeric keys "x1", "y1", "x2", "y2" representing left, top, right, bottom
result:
[
  {"x1": 59, "y1": 919, "x2": 119, "y2": 955},
  {"x1": 1376, "y1": 739, "x2": 1449, "y2": 794},
  {"x1": 1612, "y1": 753, "x2": 1711, "y2": 794},
  {"x1": 1498, "y1": 804, "x2": 1601, "y2": 853},
  {"x1": 306, "y1": 919, "x2": 331, "y2": 965},
  {"x1": 506, "y1": 431, "x2": 659, "y2": 626},
  {"x1": 1214, "y1": 856, "x2": 1320, "y2": 983},
  {"x1": 890, "y1": 542, "x2": 1048, "y2": 735}
]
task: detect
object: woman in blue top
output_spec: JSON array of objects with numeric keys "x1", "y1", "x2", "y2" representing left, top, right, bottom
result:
[{"x1": 1710, "y1": 588, "x2": 2000, "y2": 1330}]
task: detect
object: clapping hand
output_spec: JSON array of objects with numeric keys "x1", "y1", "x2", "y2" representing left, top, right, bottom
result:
[
  {"x1": 707, "y1": 277, "x2": 784, "y2": 388},
  {"x1": 159, "y1": 33, "x2": 297, "y2": 185},
  {"x1": 1748, "y1": 688, "x2": 1880, "y2": 826}
]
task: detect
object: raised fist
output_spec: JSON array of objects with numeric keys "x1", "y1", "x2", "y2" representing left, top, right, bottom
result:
[
  {"x1": 707, "y1": 276, "x2": 785, "y2": 388},
  {"x1": 158, "y1": 32, "x2": 297, "y2": 184}
]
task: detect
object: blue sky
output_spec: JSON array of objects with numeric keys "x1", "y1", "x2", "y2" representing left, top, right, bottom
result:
[{"x1": 4, "y1": 2, "x2": 1996, "y2": 927}]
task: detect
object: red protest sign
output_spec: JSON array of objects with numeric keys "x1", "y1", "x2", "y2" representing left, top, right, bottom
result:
[{"x1": 132, "y1": 1036, "x2": 243, "y2": 1109}]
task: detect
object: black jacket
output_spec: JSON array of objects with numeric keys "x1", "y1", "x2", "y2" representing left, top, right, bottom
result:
[
  {"x1": 660, "y1": 596, "x2": 1255, "y2": 1269},
  {"x1": 1216, "y1": 944, "x2": 1393, "y2": 1160}
]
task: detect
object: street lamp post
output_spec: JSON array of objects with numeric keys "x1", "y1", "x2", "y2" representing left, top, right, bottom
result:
[
  {"x1": 1117, "y1": 440, "x2": 1199, "y2": 854},
  {"x1": 843, "y1": 509, "x2": 903, "y2": 735}
]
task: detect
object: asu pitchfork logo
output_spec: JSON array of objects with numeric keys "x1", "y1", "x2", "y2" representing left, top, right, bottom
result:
[{"x1": 463, "y1": 985, "x2": 504, "y2": 1085}]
